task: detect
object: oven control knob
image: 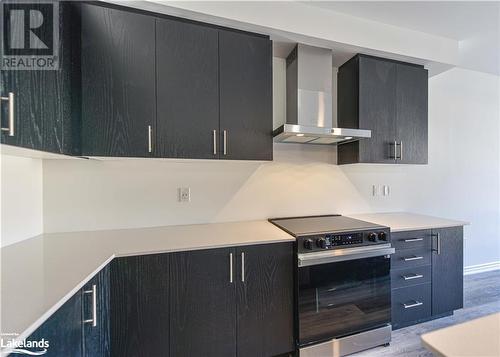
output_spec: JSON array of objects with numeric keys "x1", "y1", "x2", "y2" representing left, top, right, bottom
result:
[
  {"x1": 378, "y1": 232, "x2": 387, "y2": 241},
  {"x1": 316, "y1": 238, "x2": 327, "y2": 249},
  {"x1": 303, "y1": 239, "x2": 314, "y2": 250},
  {"x1": 368, "y1": 233, "x2": 378, "y2": 242}
]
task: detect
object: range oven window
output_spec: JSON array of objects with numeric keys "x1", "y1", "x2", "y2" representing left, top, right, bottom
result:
[{"x1": 298, "y1": 255, "x2": 391, "y2": 346}]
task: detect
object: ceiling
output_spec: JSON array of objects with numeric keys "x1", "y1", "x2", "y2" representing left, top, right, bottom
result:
[
  {"x1": 304, "y1": 1, "x2": 499, "y2": 41},
  {"x1": 303, "y1": 1, "x2": 500, "y2": 75}
]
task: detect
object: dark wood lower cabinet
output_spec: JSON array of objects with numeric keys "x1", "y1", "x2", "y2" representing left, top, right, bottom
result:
[
  {"x1": 170, "y1": 248, "x2": 237, "y2": 357},
  {"x1": 25, "y1": 266, "x2": 110, "y2": 356},
  {"x1": 236, "y1": 243, "x2": 294, "y2": 357},
  {"x1": 110, "y1": 243, "x2": 294, "y2": 357},
  {"x1": 83, "y1": 266, "x2": 110, "y2": 357},
  {"x1": 431, "y1": 227, "x2": 464, "y2": 315},
  {"x1": 391, "y1": 227, "x2": 464, "y2": 330},
  {"x1": 27, "y1": 290, "x2": 83, "y2": 357},
  {"x1": 110, "y1": 254, "x2": 170, "y2": 357}
]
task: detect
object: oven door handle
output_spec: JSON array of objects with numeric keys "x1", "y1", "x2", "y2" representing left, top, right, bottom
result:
[{"x1": 298, "y1": 244, "x2": 395, "y2": 267}]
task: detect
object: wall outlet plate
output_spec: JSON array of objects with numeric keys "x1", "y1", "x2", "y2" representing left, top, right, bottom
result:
[{"x1": 178, "y1": 187, "x2": 191, "y2": 202}]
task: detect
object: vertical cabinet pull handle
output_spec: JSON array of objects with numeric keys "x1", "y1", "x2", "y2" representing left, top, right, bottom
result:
[
  {"x1": 1, "y1": 92, "x2": 15, "y2": 136},
  {"x1": 212, "y1": 130, "x2": 217, "y2": 155},
  {"x1": 148, "y1": 125, "x2": 152, "y2": 153},
  {"x1": 241, "y1": 252, "x2": 245, "y2": 283},
  {"x1": 223, "y1": 130, "x2": 227, "y2": 155},
  {"x1": 83, "y1": 284, "x2": 97, "y2": 327},
  {"x1": 399, "y1": 141, "x2": 403, "y2": 161},
  {"x1": 432, "y1": 233, "x2": 441, "y2": 255},
  {"x1": 229, "y1": 253, "x2": 233, "y2": 283},
  {"x1": 394, "y1": 140, "x2": 398, "y2": 160}
]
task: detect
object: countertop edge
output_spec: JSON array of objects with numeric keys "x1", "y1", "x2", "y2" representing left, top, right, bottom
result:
[{"x1": 2, "y1": 234, "x2": 294, "y2": 349}]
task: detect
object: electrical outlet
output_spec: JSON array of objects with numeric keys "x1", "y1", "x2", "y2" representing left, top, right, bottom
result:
[{"x1": 178, "y1": 187, "x2": 191, "y2": 202}]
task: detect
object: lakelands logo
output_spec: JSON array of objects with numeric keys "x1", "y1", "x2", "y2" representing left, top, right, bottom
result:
[
  {"x1": 1, "y1": 333, "x2": 49, "y2": 355},
  {"x1": 1, "y1": 1, "x2": 59, "y2": 70}
]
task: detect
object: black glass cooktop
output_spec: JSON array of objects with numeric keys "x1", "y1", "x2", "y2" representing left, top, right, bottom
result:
[{"x1": 269, "y1": 215, "x2": 385, "y2": 237}]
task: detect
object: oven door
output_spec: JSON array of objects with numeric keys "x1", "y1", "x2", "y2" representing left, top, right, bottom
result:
[{"x1": 297, "y1": 245, "x2": 394, "y2": 346}]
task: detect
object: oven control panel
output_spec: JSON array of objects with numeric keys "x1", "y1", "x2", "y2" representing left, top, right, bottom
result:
[{"x1": 298, "y1": 228, "x2": 390, "y2": 253}]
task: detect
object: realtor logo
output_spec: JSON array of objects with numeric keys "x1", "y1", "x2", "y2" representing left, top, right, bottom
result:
[{"x1": 1, "y1": 1, "x2": 59, "y2": 70}]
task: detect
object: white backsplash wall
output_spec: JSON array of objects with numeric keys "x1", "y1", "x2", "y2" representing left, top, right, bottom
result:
[
  {"x1": 1, "y1": 155, "x2": 43, "y2": 247},
  {"x1": 39, "y1": 65, "x2": 500, "y2": 268}
]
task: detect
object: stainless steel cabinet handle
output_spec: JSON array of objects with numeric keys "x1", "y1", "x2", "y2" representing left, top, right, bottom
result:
[
  {"x1": 229, "y1": 253, "x2": 233, "y2": 283},
  {"x1": 403, "y1": 255, "x2": 424, "y2": 261},
  {"x1": 389, "y1": 141, "x2": 398, "y2": 159},
  {"x1": 241, "y1": 252, "x2": 245, "y2": 283},
  {"x1": 83, "y1": 284, "x2": 97, "y2": 327},
  {"x1": 399, "y1": 141, "x2": 403, "y2": 161},
  {"x1": 1, "y1": 92, "x2": 15, "y2": 136},
  {"x1": 403, "y1": 300, "x2": 423, "y2": 309},
  {"x1": 402, "y1": 273, "x2": 424, "y2": 280},
  {"x1": 148, "y1": 125, "x2": 152, "y2": 153},
  {"x1": 432, "y1": 233, "x2": 441, "y2": 255},
  {"x1": 223, "y1": 130, "x2": 227, "y2": 155},
  {"x1": 212, "y1": 130, "x2": 217, "y2": 155},
  {"x1": 404, "y1": 238, "x2": 424, "y2": 243}
]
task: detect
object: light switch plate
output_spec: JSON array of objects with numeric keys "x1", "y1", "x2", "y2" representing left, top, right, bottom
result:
[{"x1": 178, "y1": 187, "x2": 191, "y2": 202}]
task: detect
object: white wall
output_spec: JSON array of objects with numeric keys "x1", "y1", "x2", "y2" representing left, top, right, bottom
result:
[
  {"x1": 0, "y1": 155, "x2": 43, "y2": 247},
  {"x1": 40, "y1": 63, "x2": 500, "y2": 268}
]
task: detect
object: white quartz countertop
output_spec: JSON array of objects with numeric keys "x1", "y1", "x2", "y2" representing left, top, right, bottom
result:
[
  {"x1": 0, "y1": 220, "x2": 293, "y2": 347},
  {"x1": 346, "y1": 212, "x2": 469, "y2": 232},
  {"x1": 421, "y1": 313, "x2": 500, "y2": 356}
]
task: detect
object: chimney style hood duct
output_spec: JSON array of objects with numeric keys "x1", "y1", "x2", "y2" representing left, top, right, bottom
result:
[{"x1": 273, "y1": 44, "x2": 371, "y2": 144}]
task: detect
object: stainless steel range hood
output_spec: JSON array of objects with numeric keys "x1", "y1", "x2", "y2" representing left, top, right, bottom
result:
[{"x1": 273, "y1": 44, "x2": 371, "y2": 144}]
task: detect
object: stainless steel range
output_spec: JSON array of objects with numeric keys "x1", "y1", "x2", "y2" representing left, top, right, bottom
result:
[{"x1": 269, "y1": 215, "x2": 395, "y2": 357}]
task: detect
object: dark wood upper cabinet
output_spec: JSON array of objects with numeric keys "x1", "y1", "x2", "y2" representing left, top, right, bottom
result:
[
  {"x1": 236, "y1": 243, "x2": 294, "y2": 357},
  {"x1": 396, "y1": 64, "x2": 428, "y2": 164},
  {"x1": 1, "y1": 2, "x2": 80, "y2": 155},
  {"x1": 80, "y1": 4, "x2": 156, "y2": 157},
  {"x1": 338, "y1": 54, "x2": 428, "y2": 165},
  {"x1": 155, "y1": 18, "x2": 219, "y2": 159},
  {"x1": 219, "y1": 30, "x2": 273, "y2": 161},
  {"x1": 3, "y1": 3, "x2": 273, "y2": 160},
  {"x1": 169, "y1": 248, "x2": 237, "y2": 357},
  {"x1": 431, "y1": 227, "x2": 464, "y2": 316}
]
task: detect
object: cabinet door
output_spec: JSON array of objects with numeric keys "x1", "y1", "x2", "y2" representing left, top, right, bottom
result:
[
  {"x1": 431, "y1": 227, "x2": 464, "y2": 315},
  {"x1": 155, "y1": 18, "x2": 219, "y2": 159},
  {"x1": 110, "y1": 254, "x2": 170, "y2": 357},
  {"x1": 1, "y1": 2, "x2": 78, "y2": 154},
  {"x1": 81, "y1": 4, "x2": 155, "y2": 157},
  {"x1": 358, "y1": 56, "x2": 397, "y2": 164},
  {"x1": 396, "y1": 64, "x2": 428, "y2": 164},
  {"x1": 236, "y1": 243, "x2": 294, "y2": 357},
  {"x1": 27, "y1": 290, "x2": 83, "y2": 356},
  {"x1": 83, "y1": 266, "x2": 110, "y2": 357},
  {"x1": 219, "y1": 30, "x2": 273, "y2": 161},
  {"x1": 170, "y1": 248, "x2": 237, "y2": 357}
]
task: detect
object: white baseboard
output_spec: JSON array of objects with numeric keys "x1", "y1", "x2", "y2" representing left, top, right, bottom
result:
[{"x1": 464, "y1": 261, "x2": 500, "y2": 276}]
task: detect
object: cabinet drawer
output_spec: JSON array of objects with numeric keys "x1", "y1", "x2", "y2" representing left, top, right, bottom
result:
[
  {"x1": 392, "y1": 230, "x2": 431, "y2": 250},
  {"x1": 392, "y1": 283, "x2": 431, "y2": 328},
  {"x1": 391, "y1": 247, "x2": 431, "y2": 269},
  {"x1": 391, "y1": 265, "x2": 431, "y2": 289}
]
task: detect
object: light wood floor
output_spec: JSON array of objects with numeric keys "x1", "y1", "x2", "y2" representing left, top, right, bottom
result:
[{"x1": 352, "y1": 270, "x2": 500, "y2": 357}]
